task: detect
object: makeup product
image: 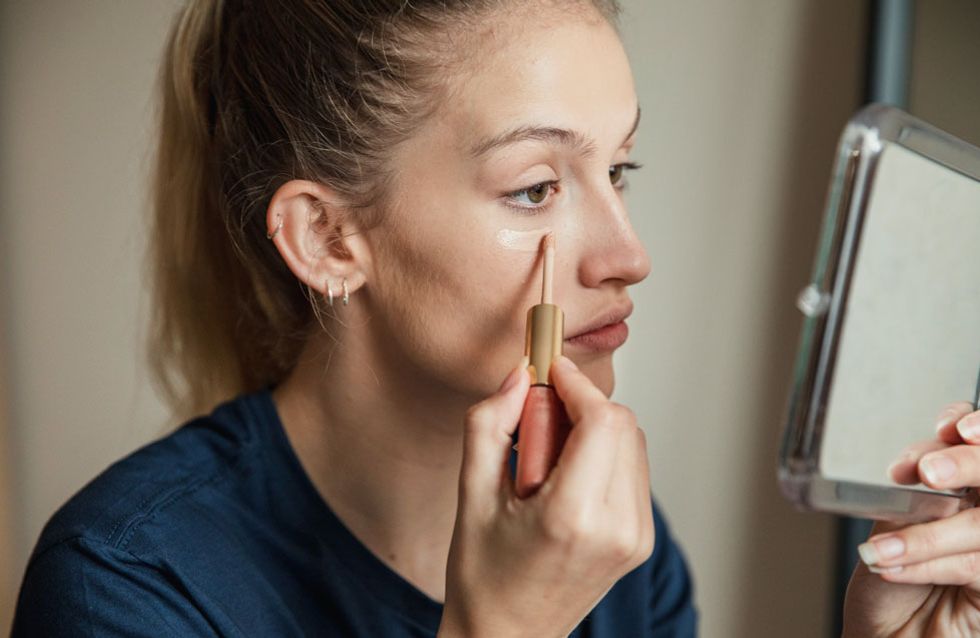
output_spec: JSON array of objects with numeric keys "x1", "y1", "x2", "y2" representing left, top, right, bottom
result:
[
  {"x1": 514, "y1": 233, "x2": 571, "y2": 499},
  {"x1": 495, "y1": 227, "x2": 554, "y2": 252}
]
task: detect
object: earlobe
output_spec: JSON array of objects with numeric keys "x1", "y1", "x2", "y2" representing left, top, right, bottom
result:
[{"x1": 265, "y1": 179, "x2": 369, "y2": 299}]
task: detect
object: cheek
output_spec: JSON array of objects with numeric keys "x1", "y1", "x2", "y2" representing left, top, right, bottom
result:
[{"x1": 372, "y1": 220, "x2": 539, "y2": 396}]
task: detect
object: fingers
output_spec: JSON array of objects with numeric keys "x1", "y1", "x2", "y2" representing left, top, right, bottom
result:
[
  {"x1": 549, "y1": 355, "x2": 612, "y2": 423},
  {"x1": 935, "y1": 401, "x2": 977, "y2": 444},
  {"x1": 886, "y1": 405, "x2": 980, "y2": 486},
  {"x1": 862, "y1": 514, "x2": 980, "y2": 587},
  {"x1": 857, "y1": 403, "x2": 980, "y2": 588},
  {"x1": 954, "y1": 406, "x2": 980, "y2": 443},
  {"x1": 916, "y1": 444, "x2": 980, "y2": 491},
  {"x1": 888, "y1": 439, "x2": 950, "y2": 484},
  {"x1": 633, "y1": 429, "x2": 655, "y2": 561},
  {"x1": 460, "y1": 365, "x2": 532, "y2": 506},
  {"x1": 604, "y1": 419, "x2": 644, "y2": 515},
  {"x1": 859, "y1": 507, "x2": 980, "y2": 572},
  {"x1": 547, "y1": 356, "x2": 633, "y2": 506},
  {"x1": 872, "y1": 551, "x2": 980, "y2": 586}
]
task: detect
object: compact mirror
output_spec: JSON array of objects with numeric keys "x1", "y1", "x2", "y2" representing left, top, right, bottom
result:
[{"x1": 778, "y1": 103, "x2": 980, "y2": 523}]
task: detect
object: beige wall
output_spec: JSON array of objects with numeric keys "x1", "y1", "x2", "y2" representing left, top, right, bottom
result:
[
  {"x1": 9, "y1": 1, "x2": 960, "y2": 636},
  {"x1": 616, "y1": 3, "x2": 864, "y2": 635},
  {"x1": 0, "y1": 1, "x2": 183, "y2": 632}
]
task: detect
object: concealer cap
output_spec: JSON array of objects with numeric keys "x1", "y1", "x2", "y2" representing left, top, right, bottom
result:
[{"x1": 524, "y1": 303, "x2": 564, "y2": 385}]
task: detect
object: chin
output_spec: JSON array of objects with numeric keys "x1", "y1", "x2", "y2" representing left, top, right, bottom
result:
[{"x1": 576, "y1": 355, "x2": 616, "y2": 397}]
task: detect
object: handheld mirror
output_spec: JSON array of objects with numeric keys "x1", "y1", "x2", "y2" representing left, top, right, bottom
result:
[{"x1": 779, "y1": 103, "x2": 980, "y2": 523}]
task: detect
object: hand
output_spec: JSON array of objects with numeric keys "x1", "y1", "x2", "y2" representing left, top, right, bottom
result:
[
  {"x1": 842, "y1": 401, "x2": 980, "y2": 637},
  {"x1": 437, "y1": 355, "x2": 654, "y2": 638}
]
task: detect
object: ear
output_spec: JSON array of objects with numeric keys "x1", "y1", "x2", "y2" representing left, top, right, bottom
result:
[{"x1": 265, "y1": 179, "x2": 372, "y2": 302}]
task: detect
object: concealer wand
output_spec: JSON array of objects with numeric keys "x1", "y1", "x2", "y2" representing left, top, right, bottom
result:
[{"x1": 514, "y1": 233, "x2": 571, "y2": 499}]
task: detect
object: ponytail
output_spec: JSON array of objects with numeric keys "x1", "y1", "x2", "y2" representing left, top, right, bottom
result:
[{"x1": 147, "y1": 1, "x2": 297, "y2": 421}]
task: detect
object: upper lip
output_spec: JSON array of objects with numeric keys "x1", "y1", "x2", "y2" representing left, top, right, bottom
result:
[{"x1": 564, "y1": 300, "x2": 634, "y2": 340}]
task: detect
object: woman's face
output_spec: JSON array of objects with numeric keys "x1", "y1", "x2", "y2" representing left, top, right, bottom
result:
[{"x1": 365, "y1": 8, "x2": 649, "y2": 400}]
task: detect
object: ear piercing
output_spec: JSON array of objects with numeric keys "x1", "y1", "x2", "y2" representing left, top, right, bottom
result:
[
  {"x1": 324, "y1": 278, "x2": 350, "y2": 307},
  {"x1": 266, "y1": 216, "x2": 283, "y2": 240}
]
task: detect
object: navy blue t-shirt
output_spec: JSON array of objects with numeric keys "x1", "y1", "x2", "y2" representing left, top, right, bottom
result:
[{"x1": 12, "y1": 386, "x2": 697, "y2": 636}]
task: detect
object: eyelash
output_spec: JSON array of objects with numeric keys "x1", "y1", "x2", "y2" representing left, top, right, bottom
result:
[{"x1": 503, "y1": 161, "x2": 644, "y2": 213}]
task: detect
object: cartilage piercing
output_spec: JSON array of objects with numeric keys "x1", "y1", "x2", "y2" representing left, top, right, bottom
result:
[{"x1": 266, "y1": 216, "x2": 283, "y2": 240}]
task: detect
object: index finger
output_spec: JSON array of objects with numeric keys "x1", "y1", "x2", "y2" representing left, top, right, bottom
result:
[
  {"x1": 545, "y1": 356, "x2": 630, "y2": 505},
  {"x1": 548, "y1": 355, "x2": 610, "y2": 423}
]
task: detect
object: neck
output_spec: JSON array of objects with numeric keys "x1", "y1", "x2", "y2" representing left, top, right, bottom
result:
[{"x1": 271, "y1": 310, "x2": 476, "y2": 602}]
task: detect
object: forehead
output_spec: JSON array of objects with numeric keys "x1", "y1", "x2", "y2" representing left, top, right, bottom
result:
[{"x1": 438, "y1": 12, "x2": 638, "y2": 155}]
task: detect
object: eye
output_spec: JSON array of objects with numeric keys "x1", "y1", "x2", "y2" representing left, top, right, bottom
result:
[
  {"x1": 610, "y1": 161, "x2": 643, "y2": 189},
  {"x1": 505, "y1": 180, "x2": 560, "y2": 211}
]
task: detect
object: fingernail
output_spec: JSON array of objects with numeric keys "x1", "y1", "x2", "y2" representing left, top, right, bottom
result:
[
  {"x1": 499, "y1": 367, "x2": 522, "y2": 392},
  {"x1": 921, "y1": 454, "x2": 957, "y2": 484},
  {"x1": 858, "y1": 536, "x2": 905, "y2": 566},
  {"x1": 958, "y1": 414, "x2": 980, "y2": 440}
]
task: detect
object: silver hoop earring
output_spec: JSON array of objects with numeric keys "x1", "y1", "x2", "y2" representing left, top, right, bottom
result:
[
  {"x1": 325, "y1": 280, "x2": 334, "y2": 307},
  {"x1": 342, "y1": 278, "x2": 350, "y2": 306},
  {"x1": 266, "y1": 216, "x2": 283, "y2": 240}
]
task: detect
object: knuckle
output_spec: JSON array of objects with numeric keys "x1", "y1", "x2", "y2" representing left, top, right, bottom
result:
[
  {"x1": 606, "y1": 534, "x2": 637, "y2": 565},
  {"x1": 913, "y1": 525, "x2": 940, "y2": 555},
  {"x1": 592, "y1": 404, "x2": 633, "y2": 432},
  {"x1": 607, "y1": 529, "x2": 637, "y2": 564},
  {"x1": 541, "y1": 503, "x2": 595, "y2": 545},
  {"x1": 609, "y1": 402, "x2": 637, "y2": 425},
  {"x1": 463, "y1": 402, "x2": 490, "y2": 429},
  {"x1": 639, "y1": 526, "x2": 655, "y2": 562}
]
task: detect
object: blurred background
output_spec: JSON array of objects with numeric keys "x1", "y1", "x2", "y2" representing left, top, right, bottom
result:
[{"x1": 0, "y1": 1, "x2": 977, "y2": 635}]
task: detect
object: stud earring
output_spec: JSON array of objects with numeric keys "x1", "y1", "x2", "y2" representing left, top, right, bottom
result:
[
  {"x1": 342, "y1": 278, "x2": 350, "y2": 306},
  {"x1": 266, "y1": 216, "x2": 283, "y2": 240}
]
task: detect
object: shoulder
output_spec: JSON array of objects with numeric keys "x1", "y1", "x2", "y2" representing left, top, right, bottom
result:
[
  {"x1": 11, "y1": 535, "x2": 223, "y2": 636},
  {"x1": 12, "y1": 391, "x2": 271, "y2": 636},
  {"x1": 26, "y1": 390, "x2": 266, "y2": 564}
]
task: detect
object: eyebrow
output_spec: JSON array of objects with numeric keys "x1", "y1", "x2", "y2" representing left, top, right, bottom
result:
[{"x1": 468, "y1": 105, "x2": 642, "y2": 160}]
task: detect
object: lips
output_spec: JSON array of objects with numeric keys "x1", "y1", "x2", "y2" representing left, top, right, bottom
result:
[{"x1": 564, "y1": 301, "x2": 634, "y2": 341}]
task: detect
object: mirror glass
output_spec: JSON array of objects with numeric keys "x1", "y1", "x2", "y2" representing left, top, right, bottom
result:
[{"x1": 819, "y1": 142, "x2": 980, "y2": 488}]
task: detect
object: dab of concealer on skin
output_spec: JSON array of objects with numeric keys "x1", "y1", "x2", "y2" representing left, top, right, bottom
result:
[{"x1": 495, "y1": 228, "x2": 553, "y2": 252}]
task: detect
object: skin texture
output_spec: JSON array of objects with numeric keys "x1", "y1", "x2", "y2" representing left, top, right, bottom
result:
[{"x1": 267, "y1": 8, "x2": 647, "y2": 604}]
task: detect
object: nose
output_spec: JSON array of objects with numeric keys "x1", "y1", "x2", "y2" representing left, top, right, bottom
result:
[{"x1": 575, "y1": 185, "x2": 651, "y2": 289}]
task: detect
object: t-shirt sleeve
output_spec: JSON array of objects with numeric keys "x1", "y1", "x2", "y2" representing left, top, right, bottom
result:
[
  {"x1": 647, "y1": 499, "x2": 698, "y2": 637},
  {"x1": 11, "y1": 536, "x2": 220, "y2": 637}
]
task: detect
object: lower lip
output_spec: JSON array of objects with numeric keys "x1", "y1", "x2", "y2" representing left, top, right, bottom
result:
[{"x1": 564, "y1": 321, "x2": 629, "y2": 351}]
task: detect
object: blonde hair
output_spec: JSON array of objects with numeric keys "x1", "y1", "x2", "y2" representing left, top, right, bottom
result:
[{"x1": 146, "y1": 0, "x2": 622, "y2": 421}]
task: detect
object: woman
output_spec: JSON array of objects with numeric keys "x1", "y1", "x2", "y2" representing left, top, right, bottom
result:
[{"x1": 10, "y1": 1, "x2": 980, "y2": 636}]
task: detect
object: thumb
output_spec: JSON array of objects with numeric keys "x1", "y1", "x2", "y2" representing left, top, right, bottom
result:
[{"x1": 459, "y1": 364, "x2": 531, "y2": 505}]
